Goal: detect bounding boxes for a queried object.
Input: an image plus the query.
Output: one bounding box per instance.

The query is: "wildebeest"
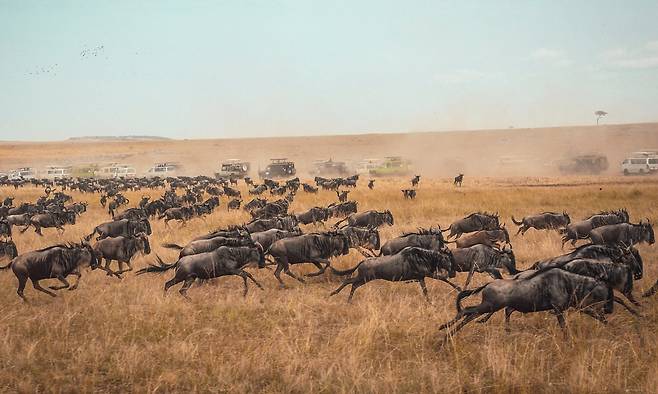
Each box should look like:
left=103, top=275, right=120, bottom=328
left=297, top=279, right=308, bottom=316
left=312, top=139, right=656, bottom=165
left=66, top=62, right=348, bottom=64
left=3, top=196, right=14, bottom=207
left=454, top=174, right=464, bottom=187
left=243, top=197, right=267, bottom=213
left=511, top=212, right=570, bottom=235
left=589, top=221, right=655, bottom=246
left=410, top=175, right=420, bottom=187
left=86, top=218, right=152, bottom=241
left=334, top=210, right=394, bottom=229
left=249, top=184, right=268, bottom=195
left=451, top=244, right=518, bottom=289
left=337, top=226, right=380, bottom=256
left=162, top=236, right=254, bottom=258
left=250, top=228, right=302, bottom=251
left=560, top=209, right=629, bottom=247
left=452, top=226, right=510, bottom=249
left=136, top=244, right=265, bottom=299
left=113, top=208, right=148, bottom=221
left=336, top=190, right=349, bottom=202
left=191, top=226, right=247, bottom=242
left=93, top=233, right=151, bottom=277
left=327, top=201, right=358, bottom=218
left=296, top=206, right=330, bottom=225
left=245, top=215, right=298, bottom=233
left=267, top=232, right=351, bottom=287
left=302, top=183, right=318, bottom=193
left=20, top=211, right=76, bottom=236
left=380, top=228, right=446, bottom=256
left=227, top=199, right=242, bottom=211
left=251, top=199, right=289, bottom=219
left=441, top=212, right=499, bottom=239
left=401, top=189, right=416, bottom=199
left=0, top=219, right=11, bottom=239
left=438, top=269, right=634, bottom=339
left=329, top=247, right=455, bottom=302
left=368, top=180, right=375, bottom=190
left=159, top=206, right=195, bottom=226
left=0, top=242, right=98, bottom=301
left=223, top=186, right=241, bottom=198
left=0, top=240, right=18, bottom=262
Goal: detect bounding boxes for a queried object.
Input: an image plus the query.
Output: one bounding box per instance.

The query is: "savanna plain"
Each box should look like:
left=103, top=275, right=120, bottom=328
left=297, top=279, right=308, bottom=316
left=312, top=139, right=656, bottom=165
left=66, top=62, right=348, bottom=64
left=0, top=176, right=657, bottom=393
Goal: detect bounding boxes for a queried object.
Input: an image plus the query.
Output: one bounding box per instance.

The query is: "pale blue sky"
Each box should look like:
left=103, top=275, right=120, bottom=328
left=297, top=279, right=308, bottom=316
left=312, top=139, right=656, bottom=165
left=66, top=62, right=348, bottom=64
left=1, top=0, right=658, bottom=141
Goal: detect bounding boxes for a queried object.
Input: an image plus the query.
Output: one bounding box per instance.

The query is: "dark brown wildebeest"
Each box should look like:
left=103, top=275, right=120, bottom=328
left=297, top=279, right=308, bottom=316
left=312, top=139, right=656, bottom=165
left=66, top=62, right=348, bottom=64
left=93, top=233, right=151, bottom=277
left=329, top=247, right=456, bottom=303
left=223, top=186, right=241, bottom=198
left=267, top=232, right=351, bottom=287
left=162, top=236, right=254, bottom=258
left=296, top=207, right=330, bottom=225
left=191, top=226, right=247, bottom=242
left=560, top=209, right=629, bottom=247
left=86, top=218, right=152, bottom=241
left=438, top=269, right=635, bottom=340
left=589, top=221, right=655, bottom=246
left=138, top=195, right=151, bottom=209
left=368, top=180, right=375, bottom=190
left=452, top=226, right=510, bottom=249
left=159, top=206, right=195, bottom=227
left=0, top=240, right=18, bottom=262
left=337, top=226, right=380, bottom=256
left=136, top=244, right=265, bottom=299
left=401, top=189, right=417, bottom=199
left=380, top=228, right=445, bottom=256
left=454, top=174, right=464, bottom=187
left=451, top=244, right=517, bottom=289
left=0, top=218, right=11, bottom=239
left=410, top=175, right=420, bottom=187
left=327, top=201, right=358, bottom=218
left=336, top=190, right=349, bottom=202
left=227, top=199, right=242, bottom=211
left=250, top=228, right=302, bottom=251
left=243, top=198, right=267, bottom=213
left=334, top=210, right=394, bottom=229
left=3, top=196, right=14, bottom=207
left=303, top=183, right=318, bottom=193
left=0, top=242, right=98, bottom=301
left=245, top=215, right=298, bottom=233
left=511, top=212, right=570, bottom=235
left=251, top=199, right=289, bottom=219
left=249, top=184, right=268, bottom=195
left=20, top=210, right=76, bottom=236
left=441, top=212, right=499, bottom=239
left=113, top=208, right=148, bottom=221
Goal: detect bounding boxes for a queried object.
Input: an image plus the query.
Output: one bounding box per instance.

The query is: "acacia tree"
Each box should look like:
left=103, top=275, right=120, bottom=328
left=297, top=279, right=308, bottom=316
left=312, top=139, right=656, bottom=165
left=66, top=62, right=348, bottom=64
left=595, top=110, right=608, bottom=125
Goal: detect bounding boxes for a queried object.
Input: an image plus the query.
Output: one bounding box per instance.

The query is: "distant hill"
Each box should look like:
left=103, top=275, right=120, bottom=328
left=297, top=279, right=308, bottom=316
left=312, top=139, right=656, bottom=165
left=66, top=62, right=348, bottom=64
left=67, top=136, right=171, bottom=141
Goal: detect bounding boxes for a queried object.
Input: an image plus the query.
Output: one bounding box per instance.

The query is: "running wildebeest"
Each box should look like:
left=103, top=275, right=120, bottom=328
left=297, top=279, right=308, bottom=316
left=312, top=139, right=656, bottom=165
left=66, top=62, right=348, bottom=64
left=227, top=199, right=242, bottom=211
left=0, top=219, right=11, bottom=239
left=401, top=189, right=417, bottom=199
left=451, top=226, right=510, bottom=249
left=245, top=215, right=298, bottom=233
left=302, top=183, right=318, bottom=193
left=411, top=175, right=420, bottom=187
left=0, top=240, right=18, bottom=262
left=438, top=269, right=638, bottom=340
left=250, top=228, right=302, bottom=251
left=337, top=226, right=380, bottom=256
left=93, top=233, right=151, bottom=277
left=267, top=232, right=351, bottom=287
left=113, top=208, right=148, bottom=221
left=191, top=226, right=247, bottom=241
left=334, top=210, right=394, bottom=229
left=86, top=218, right=152, bottom=241
left=0, top=242, right=99, bottom=301
left=329, top=247, right=456, bottom=303
left=243, top=198, right=267, bottom=213
left=327, top=201, right=358, bottom=218
left=454, top=174, right=464, bottom=187
left=560, top=209, right=629, bottom=247
left=159, top=206, right=195, bottom=227
left=3, top=196, right=14, bottom=207
left=336, top=190, right=349, bottom=202
left=511, top=212, right=570, bottom=235
left=441, top=212, right=499, bottom=239
left=588, top=221, right=655, bottom=246
left=20, top=210, right=76, bottom=236
left=162, top=236, right=254, bottom=258
left=136, top=244, right=265, bottom=299
left=451, top=244, right=518, bottom=289
left=380, top=228, right=446, bottom=256
left=368, top=180, right=375, bottom=190
left=296, top=206, right=330, bottom=225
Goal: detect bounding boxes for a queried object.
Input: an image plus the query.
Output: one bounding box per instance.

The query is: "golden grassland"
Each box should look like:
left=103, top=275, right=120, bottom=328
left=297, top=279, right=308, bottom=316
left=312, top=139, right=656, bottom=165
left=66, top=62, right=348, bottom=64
left=0, top=177, right=657, bottom=393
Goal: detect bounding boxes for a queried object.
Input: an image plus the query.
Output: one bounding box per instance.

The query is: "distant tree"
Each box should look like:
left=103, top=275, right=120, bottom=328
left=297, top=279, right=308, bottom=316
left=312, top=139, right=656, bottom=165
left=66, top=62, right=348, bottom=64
left=595, top=110, right=608, bottom=125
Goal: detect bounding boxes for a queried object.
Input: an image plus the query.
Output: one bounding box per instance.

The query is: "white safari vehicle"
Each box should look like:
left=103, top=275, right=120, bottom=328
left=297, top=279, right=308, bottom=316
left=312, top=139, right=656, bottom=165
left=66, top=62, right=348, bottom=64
left=621, top=151, right=658, bottom=175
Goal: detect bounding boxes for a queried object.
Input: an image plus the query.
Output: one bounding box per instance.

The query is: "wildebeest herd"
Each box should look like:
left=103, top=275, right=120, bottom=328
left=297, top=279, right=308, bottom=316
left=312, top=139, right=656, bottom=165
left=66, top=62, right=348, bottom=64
left=0, top=174, right=655, bottom=343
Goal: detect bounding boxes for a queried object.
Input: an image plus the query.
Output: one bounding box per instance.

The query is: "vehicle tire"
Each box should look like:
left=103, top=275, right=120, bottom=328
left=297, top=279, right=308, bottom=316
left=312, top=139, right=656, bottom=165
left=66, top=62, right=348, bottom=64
left=624, top=169, right=629, bottom=176
left=639, top=169, right=645, bottom=175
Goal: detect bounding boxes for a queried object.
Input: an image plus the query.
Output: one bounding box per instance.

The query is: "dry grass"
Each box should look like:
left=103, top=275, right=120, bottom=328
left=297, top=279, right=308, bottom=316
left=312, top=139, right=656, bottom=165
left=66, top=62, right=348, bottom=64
left=0, top=177, right=657, bottom=393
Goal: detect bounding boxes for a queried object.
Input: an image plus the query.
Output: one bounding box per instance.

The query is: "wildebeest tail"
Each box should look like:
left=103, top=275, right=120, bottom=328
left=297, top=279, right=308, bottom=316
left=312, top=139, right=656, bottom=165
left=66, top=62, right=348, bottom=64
left=135, top=255, right=178, bottom=275
left=330, top=261, right=364, bottom=276
left=511, top=216, right=524, bottom=226
left=84, top=229, right=96, bottom=241
left=161, top=243, right=184, bottom=250
left=456, top=284, right=487, bottom=313
left=440, top=226, right=451, bottom=233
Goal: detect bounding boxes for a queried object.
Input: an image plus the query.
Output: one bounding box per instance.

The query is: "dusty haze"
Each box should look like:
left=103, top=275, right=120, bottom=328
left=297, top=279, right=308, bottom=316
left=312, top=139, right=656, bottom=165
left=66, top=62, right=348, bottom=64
left=1, top=122, right=657, bottom=177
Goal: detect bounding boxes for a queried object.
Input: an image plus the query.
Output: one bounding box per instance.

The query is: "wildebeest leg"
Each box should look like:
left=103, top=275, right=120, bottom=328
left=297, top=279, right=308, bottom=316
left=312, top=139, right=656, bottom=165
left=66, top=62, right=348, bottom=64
left=164, top=276, right=184, bottom=294
left=49, top=275, right=70, bottom=290
left=116, top=260, right=133, bottom=275
left=436, top=278, right=462, bottom=292
left=622, top=291, right=641, bottom=307
left=613, top=296, right=640, bottom=316
left=642, top=279, right=658, bottom=297
left=273, top=261, right=287, bottom=288
left=16, top=274, right=28, bottom=301
left=463, top=264, right=477, bottom=290
left=504, top=308, right=514, bottom=333
left=579, top=309, right=607, bottom=325
left=241, top=270, right=263, bottom=291
left=418, top=278, right=431, bottom=303
left=34, top=225, right=43, bottom=236
left=69, top=271, right=82, bottom=290
left=346, top=280, right=364, bottom=303
left=443, top=313, right=481, bottom=341
left=329, top=278, right=355, bottom=297
left=306, top=259, right=330, bottom=277
left=476, top=312, right=495, bottom=324
left=486, top=268, right=503, bottom=280
left=32, top=279, right=56, bottom=297
left=179, top=277, right=196, bottom=300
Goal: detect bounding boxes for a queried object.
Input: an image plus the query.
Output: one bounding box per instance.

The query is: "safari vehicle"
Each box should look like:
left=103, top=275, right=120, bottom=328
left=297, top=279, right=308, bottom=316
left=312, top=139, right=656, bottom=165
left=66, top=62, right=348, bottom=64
left=368, top=156, right=412, bottom=177
left=147, top=162, right=180, bottom=177
left=44, top=165, right=73, bottom=179
left=621, top=152, right=658, bottom=175
left=557, top=154, right=608, bottom=175
left=96, top=163, right=137, bottom=178
left=309, top=159, right=350, bottom=177
left=355, top=158, right=382, bottom=175
left=258, top=158, right=296, bottom=179
left=9, top=167, right=36, bottom=180
left=215, top=159, right=251, bottom=178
